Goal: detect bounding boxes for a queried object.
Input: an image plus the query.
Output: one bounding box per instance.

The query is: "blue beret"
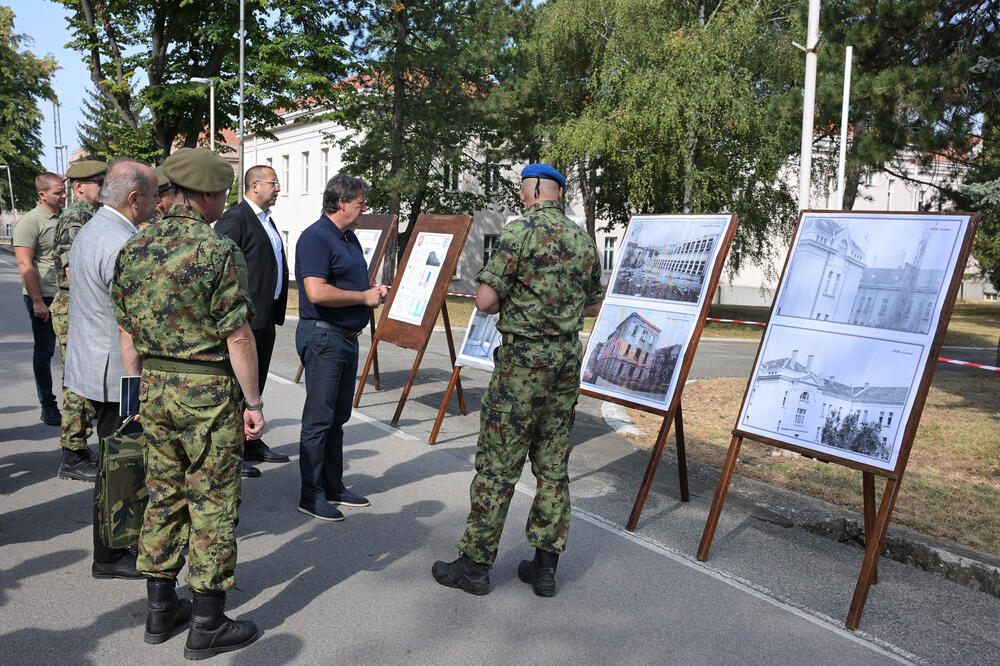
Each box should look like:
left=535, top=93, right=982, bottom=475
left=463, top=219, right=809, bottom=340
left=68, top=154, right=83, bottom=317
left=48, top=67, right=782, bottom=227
left=521, top=163, right=565, bottom=190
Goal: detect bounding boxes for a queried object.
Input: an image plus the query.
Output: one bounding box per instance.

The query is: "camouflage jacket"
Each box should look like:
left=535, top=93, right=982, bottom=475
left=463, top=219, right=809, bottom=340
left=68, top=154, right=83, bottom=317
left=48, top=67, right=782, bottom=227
left=112, top=204, right=255, bottom=361
left=54, top=197, right=99, bottom=291
left=477, top=200, right=603, bottom=367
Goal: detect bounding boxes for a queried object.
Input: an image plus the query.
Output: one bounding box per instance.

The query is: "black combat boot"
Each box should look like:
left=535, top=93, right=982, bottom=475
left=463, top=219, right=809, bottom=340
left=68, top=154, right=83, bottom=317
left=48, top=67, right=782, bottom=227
left=183, top=590, right=259, bottom=660
left=431, top=552, right=491, bottom=595
left=145, top=577, right=192, bottom=644
left=517, top=548, right=559, bottom=597
left=57, top=447, right=97, bottom=482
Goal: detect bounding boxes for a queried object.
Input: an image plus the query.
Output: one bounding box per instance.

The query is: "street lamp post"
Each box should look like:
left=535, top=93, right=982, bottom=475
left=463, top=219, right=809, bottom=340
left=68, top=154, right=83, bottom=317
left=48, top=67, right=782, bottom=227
left=0, top=164, right=16, bottom=236
left=190, top=77, right=216, bottom=152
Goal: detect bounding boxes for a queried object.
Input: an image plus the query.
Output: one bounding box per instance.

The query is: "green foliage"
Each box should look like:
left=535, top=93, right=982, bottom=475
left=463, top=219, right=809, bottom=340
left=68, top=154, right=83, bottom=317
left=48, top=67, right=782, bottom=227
left=328, top=0, right=527, bottom=279
left=821, top=411, right=887, bottom=459
left=77, top=90, right=158, bottom=162
left=0, top=5, right=56, bottom=208
left=54, top=0, right=351, bottom=162
left=500, top=0, right=801, bottom=270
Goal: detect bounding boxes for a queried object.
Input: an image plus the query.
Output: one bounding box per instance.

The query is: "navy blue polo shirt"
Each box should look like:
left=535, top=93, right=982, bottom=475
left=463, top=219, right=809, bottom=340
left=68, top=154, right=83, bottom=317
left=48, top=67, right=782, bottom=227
left=295, top=215, right=371, bottom=331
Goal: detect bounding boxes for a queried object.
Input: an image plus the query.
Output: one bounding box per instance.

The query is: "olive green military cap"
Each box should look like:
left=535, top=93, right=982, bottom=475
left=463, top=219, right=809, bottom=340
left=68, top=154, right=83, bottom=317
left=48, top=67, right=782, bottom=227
left=154, top=165, right=171, bottom=190
left=161, top=147, right=234, bottom=193
left=65, top=160, right=108, bottom=180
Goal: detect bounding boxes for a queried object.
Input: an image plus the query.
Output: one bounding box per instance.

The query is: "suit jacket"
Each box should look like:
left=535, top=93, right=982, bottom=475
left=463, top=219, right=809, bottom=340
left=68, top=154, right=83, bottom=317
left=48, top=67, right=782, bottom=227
left=65, top=205, right=137, bottom=402
left=216, top=200, right=289, bottom=330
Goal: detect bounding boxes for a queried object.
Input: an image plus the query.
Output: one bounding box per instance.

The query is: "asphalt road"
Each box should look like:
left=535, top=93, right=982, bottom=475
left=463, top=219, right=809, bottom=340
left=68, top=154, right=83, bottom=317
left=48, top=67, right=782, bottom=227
left=2, top=247, right=999, bottom=664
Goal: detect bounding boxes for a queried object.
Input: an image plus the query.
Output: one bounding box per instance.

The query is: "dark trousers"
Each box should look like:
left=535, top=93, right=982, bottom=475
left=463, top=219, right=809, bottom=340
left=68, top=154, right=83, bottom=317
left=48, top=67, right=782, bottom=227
left=90, top=400, right=127, bottom=562
left=23, top=295, right=56, bottom=407
left=295, top=321, right=357, bottom=504
left=251, top=321, right=276, bottom=396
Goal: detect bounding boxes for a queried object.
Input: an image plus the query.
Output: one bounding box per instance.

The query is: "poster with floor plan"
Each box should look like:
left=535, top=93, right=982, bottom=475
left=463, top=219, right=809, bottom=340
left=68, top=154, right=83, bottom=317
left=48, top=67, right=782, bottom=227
left=387, top=232, right=453, bottom=325
left=736, top=212, right=975, bottom=471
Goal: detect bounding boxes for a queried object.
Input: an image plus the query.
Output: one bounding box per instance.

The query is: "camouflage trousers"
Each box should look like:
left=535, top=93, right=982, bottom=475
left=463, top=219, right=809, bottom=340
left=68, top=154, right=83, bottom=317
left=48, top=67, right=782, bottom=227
left=457, top=345, right=581, bottom=566
left=137, top=366, right=243, bottom=592
left=51, top=290, right=94, bottom=453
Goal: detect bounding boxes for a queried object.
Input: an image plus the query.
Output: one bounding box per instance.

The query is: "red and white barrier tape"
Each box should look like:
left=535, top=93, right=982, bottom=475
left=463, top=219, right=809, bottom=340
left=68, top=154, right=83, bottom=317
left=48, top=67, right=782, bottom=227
left=375, top=288, right=998, bottom=372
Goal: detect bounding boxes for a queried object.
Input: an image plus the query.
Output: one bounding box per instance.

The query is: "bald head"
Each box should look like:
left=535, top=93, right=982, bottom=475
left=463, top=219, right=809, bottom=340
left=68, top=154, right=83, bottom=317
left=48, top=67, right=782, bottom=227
left=519, top=176, right=563, bottom=208
left=101, top=160, right=160, bottom=224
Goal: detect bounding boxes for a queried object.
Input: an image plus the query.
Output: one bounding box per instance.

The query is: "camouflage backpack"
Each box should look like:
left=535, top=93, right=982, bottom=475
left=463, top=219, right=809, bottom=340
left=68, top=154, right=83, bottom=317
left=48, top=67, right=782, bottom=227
left=96, top=416, right=148, bottom=549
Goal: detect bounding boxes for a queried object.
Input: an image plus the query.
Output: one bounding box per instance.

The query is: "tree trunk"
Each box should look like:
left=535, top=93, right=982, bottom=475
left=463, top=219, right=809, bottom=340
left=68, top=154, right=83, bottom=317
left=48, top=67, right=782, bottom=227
left=682, top=130, right=698, bottom=213
left=842, top=118, right=867, bottom=210
left=577, top=155, right=598, bottom=242
left=381, top=3, right=409, bottom=287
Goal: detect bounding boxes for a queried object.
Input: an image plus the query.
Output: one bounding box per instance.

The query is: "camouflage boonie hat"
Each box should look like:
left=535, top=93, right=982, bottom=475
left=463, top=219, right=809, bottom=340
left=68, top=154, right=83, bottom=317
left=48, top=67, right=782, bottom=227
left=161, top=147, right=234, bottom=193
left=65, top=160, right=108, bottom=180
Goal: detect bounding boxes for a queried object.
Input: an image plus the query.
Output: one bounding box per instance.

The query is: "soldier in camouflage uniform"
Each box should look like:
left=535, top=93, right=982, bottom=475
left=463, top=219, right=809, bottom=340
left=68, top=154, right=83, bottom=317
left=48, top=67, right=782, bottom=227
left=51, top=160, right=106, bottom=482
left=433, top=164, right=603, bottom=597
left=113, top=148, right=263, bottom=659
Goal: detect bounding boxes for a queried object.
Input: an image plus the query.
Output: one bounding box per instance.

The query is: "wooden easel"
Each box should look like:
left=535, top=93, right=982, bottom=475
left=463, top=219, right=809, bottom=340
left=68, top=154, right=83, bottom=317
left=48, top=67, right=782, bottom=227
left=696, top=210, right=979, bottom=629
left=428, top=363, right=468, bottom=444
left=581, top=212, right=739, bottom=528
left=354, top=214, right=473, bottom=426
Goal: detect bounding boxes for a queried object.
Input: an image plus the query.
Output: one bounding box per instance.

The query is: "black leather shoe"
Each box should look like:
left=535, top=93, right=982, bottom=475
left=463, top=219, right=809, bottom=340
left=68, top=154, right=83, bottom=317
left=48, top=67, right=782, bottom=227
left=184, top=590, right=259, bottom=660
left=145, top=577, right=192, bottom=644
left=241, top=463, right=261, bottom=479
left=243, top=439, right=290, bottom=463
left=517, top=548, right=559, bottom=597
left=325, top=488, right=370, bottom=507
left=41, top=404, right=61, bottom=426
left=92, top=551, right=144, bottom=580
left=57, top=448, right=97, bottom=482
left=432, top=553, right=491, bottom=595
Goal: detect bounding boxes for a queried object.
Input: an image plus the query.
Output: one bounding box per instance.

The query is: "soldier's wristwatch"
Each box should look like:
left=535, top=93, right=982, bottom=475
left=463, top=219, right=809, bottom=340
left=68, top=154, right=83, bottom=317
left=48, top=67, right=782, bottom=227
left=245, top=400, right=264, bottom=411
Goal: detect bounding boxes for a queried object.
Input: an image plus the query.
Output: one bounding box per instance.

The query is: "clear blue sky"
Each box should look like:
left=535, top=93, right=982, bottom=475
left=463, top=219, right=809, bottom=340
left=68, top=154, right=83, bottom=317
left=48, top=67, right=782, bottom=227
left=7, top=0, right=89, bottom=173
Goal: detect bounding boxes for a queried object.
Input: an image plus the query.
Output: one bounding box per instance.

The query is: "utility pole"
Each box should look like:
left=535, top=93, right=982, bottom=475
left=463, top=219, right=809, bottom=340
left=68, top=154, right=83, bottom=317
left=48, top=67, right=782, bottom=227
left=835, top=46, right=853, bottom=210
left=238, top=0, right=245, bottom=193
left=53, top=98, right=66, bottom=175
left=796, top=0, right=821, bottom=211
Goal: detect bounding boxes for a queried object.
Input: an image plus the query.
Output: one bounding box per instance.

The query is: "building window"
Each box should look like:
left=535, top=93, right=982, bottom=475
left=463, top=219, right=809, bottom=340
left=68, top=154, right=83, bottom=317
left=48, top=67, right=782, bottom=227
left=265, top=157, right=273, bottom=168
left=443, top=163, right=459, bottom=190
left=782, top=391, right=788, bottom=406
left=483, top=234, right=499, bottom=267
left=794, top=408, right=806, bottom=425
left=483, top=164, right=501, bottom=192
left=301, top=152, right=310, bottom=193
left=864, top=169, right=874, bottom=186
left=321, top=148, right=330, bottom=184
left=799, top=391, right=809, bottom=401
left=887, top=411, right=893, bottom=426
left=879, top=297, right=889, bottom=315
left=281, top=155, right=290, bottom=193
left=985, top=292, right=997, bottom=302
left=604, top=237, right=616, bottom=271
left=879, top=411, right=885, bottom=426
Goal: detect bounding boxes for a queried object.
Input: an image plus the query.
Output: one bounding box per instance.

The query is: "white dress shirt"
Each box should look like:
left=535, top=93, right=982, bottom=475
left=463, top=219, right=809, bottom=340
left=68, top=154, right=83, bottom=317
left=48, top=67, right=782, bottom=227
left=246, top=199, right=284, bottom=299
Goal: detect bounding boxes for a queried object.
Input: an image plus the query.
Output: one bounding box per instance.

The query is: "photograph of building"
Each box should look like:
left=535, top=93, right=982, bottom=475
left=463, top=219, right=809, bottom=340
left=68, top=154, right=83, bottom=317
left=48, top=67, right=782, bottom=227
left=739, top=326, right=921, bottom=466
left=457, top=310, right=502, bottom=370
left=774, top=214, right=964, bottom=334
left=610, top=217, right=727, bottom=304
left=582, top=307, right=689, bottom=405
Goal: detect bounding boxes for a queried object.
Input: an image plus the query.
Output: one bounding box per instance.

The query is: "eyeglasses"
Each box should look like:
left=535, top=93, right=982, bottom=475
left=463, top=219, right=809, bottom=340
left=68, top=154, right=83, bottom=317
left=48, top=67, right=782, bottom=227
left=255, top=179, right=281, bottom=187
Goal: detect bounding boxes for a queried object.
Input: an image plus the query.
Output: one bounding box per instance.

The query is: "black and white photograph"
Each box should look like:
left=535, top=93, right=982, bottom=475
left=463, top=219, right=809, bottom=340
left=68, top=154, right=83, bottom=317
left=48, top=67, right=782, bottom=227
left=738, top=325, right=924, bottom=469
left=774, top=213, right=969, bottom=335
left=581, top=304, right=694, bottom=409
left=456, top=310, right=502, bottom=372
left=609, top=215, right=730, bottom=305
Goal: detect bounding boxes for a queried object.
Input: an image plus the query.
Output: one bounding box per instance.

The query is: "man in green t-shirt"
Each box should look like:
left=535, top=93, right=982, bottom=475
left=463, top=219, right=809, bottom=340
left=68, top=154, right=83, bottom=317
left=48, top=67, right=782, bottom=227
left=13, top=172, right=67, bottom=426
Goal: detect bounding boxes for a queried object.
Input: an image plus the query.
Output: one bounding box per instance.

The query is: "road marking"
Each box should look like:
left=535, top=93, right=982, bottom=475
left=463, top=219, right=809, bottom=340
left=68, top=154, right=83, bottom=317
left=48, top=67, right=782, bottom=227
left=351, top=410, right=419, bottom=440
left=267, top=371, right=295, bottom=385
left=526, top=493, right=921, bottom=665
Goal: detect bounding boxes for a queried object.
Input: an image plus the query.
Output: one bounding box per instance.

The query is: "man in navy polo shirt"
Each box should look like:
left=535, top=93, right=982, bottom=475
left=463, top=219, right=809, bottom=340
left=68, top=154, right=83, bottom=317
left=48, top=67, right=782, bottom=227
left=295, top=174, right=387, bottom=521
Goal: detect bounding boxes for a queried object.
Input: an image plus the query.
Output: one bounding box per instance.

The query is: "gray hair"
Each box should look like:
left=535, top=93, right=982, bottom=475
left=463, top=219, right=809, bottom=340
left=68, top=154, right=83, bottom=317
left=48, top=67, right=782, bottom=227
left=322, top=174, right=369, bottom=214
left=101, top=160, right=154, bottom=208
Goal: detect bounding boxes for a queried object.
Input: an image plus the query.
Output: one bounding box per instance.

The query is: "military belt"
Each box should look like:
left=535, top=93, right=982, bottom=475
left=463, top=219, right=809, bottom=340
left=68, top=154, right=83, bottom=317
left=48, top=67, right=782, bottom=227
left=501, top=332, right=578, bottom=345
left=306, top=319, right=363, bottom=339
left=144, top=357, right=232, bottom=376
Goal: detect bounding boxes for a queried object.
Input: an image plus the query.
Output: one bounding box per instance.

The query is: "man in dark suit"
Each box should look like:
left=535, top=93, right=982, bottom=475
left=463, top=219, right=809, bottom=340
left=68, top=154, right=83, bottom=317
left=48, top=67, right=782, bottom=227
left=216, top=165, right=291, bottom=476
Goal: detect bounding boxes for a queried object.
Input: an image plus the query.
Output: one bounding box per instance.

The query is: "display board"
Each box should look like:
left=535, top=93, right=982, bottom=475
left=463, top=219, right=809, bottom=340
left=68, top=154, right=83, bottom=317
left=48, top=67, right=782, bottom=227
left=355, top=214, right=396, bottom=282
left=355, top=214, right=473, bottom=427
left=698, top=210, right=979, bottom=629
left=577, top=213, right=739, bottom=519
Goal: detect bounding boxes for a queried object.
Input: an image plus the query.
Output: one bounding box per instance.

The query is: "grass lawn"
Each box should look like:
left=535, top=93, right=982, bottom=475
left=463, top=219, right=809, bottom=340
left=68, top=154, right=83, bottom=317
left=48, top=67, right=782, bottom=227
left=625, top=372, right=1000, bottom=556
